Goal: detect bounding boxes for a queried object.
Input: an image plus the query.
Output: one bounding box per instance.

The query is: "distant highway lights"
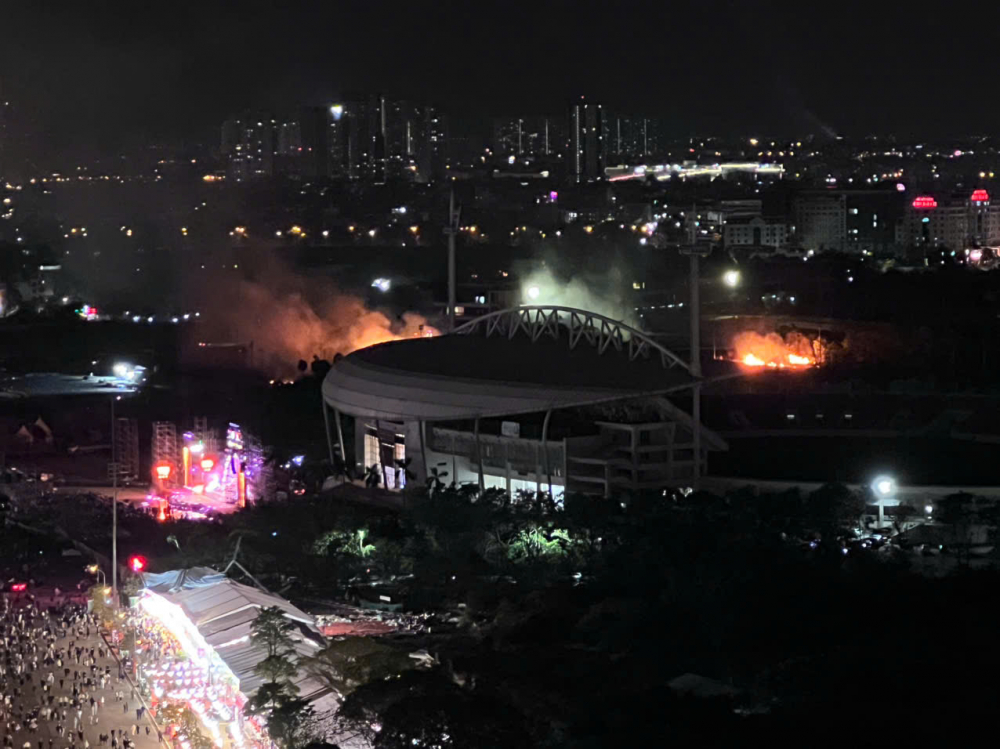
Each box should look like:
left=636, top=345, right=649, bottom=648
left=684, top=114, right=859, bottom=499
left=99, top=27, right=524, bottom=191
left=722, top=269, right=741, bottom=288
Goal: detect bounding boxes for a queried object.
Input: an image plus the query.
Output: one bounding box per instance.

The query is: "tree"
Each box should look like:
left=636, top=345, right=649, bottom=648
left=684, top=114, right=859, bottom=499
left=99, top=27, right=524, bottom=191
left=251, top=606, right=297, bottom=659
left=425, top=466, right=449, bottom=494
left=250, top=606, right=299, bottom=682
left=245, top=683, right=315, bottom=749
left=245, top=607, right=316, bottom=749
left=935, top=492, right=978, bottom=564
left=338, top=671, right=532, bottom=749
left=807, top=483, right=865, bottom=538
left=364, top=464, right=382, bottom=489
left=310, top=356, right=331, bottom=378
left=313, top=529, right=376, bottom=559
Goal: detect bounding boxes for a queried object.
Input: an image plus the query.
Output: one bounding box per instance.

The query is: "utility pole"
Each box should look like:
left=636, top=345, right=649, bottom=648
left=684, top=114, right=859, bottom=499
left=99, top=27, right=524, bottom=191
left=680, top=204, right=709, bottom=491
left=445, top=188, right=460, bottom=330
left=111, top=395, right=118, bottom=604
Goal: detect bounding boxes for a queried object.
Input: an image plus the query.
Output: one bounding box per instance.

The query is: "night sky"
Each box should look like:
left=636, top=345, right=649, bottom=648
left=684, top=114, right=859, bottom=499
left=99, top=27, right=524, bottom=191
left=2, top=0, right=999, bottom=163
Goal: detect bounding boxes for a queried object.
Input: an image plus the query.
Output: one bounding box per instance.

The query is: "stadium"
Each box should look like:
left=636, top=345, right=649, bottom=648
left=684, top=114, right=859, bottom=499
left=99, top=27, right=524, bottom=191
left=321, top=306, right=729, bottom=497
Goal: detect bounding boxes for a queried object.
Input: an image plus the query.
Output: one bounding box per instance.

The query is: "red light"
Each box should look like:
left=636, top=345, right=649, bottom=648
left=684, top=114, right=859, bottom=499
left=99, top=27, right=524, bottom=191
left=11, top=583, right=26, bottom=592
left=155, top=463, right=171, bottom=480
left=912, top=196, right=938, bottom=209
left=200, top=458, right=214, bottom=471
left=130, top=556, right=146, bottom=572
left=972, top=189, right=990, bottom=202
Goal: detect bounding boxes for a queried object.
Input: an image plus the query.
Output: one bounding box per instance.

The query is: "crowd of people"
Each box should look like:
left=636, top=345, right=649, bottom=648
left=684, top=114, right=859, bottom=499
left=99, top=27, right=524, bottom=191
left=0, top=597, right=161, bottom=749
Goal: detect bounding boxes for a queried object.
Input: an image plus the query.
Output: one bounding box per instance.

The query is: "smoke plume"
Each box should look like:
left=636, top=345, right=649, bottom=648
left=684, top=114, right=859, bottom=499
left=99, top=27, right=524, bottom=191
left=517, top=264, right=639, bottom=326
left=190, top=258, right=433, bottom=376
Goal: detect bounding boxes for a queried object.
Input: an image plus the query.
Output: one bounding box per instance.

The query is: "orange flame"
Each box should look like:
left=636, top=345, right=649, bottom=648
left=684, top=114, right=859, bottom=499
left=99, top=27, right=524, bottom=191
left=732, top=332, right=815, bottom=370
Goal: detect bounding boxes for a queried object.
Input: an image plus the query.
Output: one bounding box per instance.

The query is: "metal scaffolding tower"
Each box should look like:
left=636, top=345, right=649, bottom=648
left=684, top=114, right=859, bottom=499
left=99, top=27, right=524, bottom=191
left=109, top=417, right=139, bottom=482
left=152, top=421, right=179, bottom=470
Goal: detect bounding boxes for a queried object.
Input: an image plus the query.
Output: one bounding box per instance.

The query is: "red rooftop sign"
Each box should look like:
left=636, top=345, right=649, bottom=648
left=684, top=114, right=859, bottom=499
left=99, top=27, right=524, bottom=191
left=971, top=189, right=990, bottom=202
left=912, top=196, right=938, bottom=209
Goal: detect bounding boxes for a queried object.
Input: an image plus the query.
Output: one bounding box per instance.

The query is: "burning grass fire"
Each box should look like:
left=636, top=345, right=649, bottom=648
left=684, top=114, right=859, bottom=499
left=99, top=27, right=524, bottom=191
left=724, top=331, right=820, bottom=370
left=740, top=351, right=814, bottom=368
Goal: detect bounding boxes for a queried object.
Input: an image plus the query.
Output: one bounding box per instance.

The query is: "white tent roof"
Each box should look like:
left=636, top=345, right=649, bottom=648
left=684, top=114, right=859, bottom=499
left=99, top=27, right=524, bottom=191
left=161, top=577, right=315, bottom=627
left=143, top=569, right=333, bottom=704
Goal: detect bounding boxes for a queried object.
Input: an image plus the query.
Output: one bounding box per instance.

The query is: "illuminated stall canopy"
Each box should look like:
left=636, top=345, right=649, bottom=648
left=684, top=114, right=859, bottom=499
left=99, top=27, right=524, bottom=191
left=140, top=567, right=335, bottom=707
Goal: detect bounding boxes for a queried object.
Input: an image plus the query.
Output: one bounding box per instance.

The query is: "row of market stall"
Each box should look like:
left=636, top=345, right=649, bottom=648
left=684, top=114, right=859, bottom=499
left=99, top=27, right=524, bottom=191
left=131, top=567, right=338, bottom=749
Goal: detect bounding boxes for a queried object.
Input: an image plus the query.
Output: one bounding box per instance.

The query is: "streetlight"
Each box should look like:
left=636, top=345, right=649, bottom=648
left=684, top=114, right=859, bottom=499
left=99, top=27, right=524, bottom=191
left=871, top=474, right=898, bottom=528
left=526, top=285, right=540, bottom=301
left=86, top=564, right=106, bottom=587
left=723, top=269, right=741, bottom=288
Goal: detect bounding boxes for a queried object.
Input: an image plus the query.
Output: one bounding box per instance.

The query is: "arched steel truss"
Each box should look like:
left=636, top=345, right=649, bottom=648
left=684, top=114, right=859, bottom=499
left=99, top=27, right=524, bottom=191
left=452, top=305, right=692, bottom=372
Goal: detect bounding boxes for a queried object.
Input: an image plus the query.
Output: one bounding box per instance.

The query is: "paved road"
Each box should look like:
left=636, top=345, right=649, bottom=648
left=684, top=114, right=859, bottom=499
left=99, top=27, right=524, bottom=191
left=2, top=599, right=162, bottom=749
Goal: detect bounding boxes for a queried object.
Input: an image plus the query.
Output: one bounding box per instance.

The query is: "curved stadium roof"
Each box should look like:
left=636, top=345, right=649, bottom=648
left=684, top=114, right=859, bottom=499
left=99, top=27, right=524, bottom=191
left=322, top=325, right=697, bottom=422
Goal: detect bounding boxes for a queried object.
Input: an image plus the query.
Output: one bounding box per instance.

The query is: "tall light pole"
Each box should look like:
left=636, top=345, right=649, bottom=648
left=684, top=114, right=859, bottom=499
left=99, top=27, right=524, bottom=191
left=111, top=395, right=118, bottom=604
left=680, top=206, right=709, bottom=490
left=871, top=475, right=897, bottom=529
left=445, top=188, right=460, bottom=330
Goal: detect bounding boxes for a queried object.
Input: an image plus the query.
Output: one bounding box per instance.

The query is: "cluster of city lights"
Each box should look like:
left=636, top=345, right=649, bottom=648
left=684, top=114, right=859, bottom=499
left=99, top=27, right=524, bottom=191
left=127, top=311, right=200, bottom=324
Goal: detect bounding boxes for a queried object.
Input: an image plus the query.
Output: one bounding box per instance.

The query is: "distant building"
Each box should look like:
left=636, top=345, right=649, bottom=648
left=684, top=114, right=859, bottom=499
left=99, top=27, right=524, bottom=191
left=221, top=114, right=275, bottom=181
left=493, top=117, right=522, bottom=156
left=793, top=193, right=846, bottom=252
left=843, top=190, right=905, bottom=254
left=786, top=189, right=905, bottom=255
left=339, top=92, right=385, bottom=182
left=223, top=98, right=445, bottom=184
left=570, top=98, right=605, bottom=183
left=296, top=106, right=330, bottom=179
left=328, top=104, right=346, bottom=177
left=275, top=119, right=301, bottom=156
left=707, top=199, right=763, bottom=226
left=416, top=105, right=449, bottom=183
left=493, top=116, right=563, bottom=158
left=382, top=97, right=414, bottom=180
left=898, top=189, right=1000, bottom=250
left=333, top=94, right=446, bottom=183
left=606, top=115, right=660, bottom=161
left=724, top=217, right=788, bottom=250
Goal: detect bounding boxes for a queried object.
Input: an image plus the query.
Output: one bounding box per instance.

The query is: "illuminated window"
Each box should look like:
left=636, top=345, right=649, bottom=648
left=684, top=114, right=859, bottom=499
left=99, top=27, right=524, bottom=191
left=364, top=430, right=379, bottom=470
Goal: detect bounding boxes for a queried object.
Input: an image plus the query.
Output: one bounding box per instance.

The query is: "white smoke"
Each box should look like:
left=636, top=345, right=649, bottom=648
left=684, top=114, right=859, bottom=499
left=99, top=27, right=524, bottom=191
left=518, top=265, right=639, bottom=327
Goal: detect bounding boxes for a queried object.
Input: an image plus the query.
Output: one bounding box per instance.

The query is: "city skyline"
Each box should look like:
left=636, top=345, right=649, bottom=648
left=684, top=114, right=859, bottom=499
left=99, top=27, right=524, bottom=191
left=7, top=1, right=1000, bottom=167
